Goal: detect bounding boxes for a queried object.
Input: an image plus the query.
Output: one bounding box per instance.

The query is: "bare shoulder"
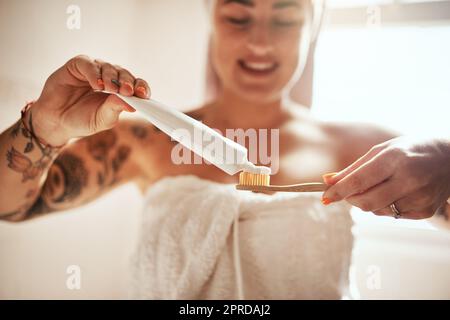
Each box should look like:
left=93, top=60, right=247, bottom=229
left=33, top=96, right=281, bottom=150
left=323, top=121, right=398, bottom=146
left=284, top=102, right=399, bottom=165
left=282, top=101, right=399, bottom=149
left=322, top=120, right=399, bottom=164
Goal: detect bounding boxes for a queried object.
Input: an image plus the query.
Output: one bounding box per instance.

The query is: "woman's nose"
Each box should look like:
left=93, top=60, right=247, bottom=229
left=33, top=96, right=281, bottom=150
left=246, top=25, right=274, bottom=56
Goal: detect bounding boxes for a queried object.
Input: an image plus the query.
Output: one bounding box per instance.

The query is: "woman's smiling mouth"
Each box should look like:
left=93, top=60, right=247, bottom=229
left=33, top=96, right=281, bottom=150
left=238, top=59, right=279, bottom=76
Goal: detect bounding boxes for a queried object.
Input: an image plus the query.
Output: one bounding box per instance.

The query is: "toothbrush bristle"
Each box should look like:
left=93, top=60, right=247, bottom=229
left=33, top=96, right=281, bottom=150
left=239, top=172, right=270, bottom=186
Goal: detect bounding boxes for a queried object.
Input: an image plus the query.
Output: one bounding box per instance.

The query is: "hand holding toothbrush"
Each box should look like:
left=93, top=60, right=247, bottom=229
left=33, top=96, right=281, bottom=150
left=322, top=136, right=450, bottom=220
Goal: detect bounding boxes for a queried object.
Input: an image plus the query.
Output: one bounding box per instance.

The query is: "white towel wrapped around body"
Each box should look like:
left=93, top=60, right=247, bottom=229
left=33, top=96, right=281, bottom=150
left=131, top=175, right=353, bottom=299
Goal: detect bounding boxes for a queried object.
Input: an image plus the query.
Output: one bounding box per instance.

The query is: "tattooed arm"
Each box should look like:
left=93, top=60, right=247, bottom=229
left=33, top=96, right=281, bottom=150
left=0, top=55, right=155, bottom=222
left=0, top=119, right=147, bottom=222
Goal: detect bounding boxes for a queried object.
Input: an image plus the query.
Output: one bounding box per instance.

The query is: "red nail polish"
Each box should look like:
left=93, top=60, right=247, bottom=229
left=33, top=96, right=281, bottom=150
left=124, top=82, right=133, bottom=92
left=136, top=86, right=146, bottom=97
left=124, top=104, right=136, bottom=113
left=322, top=172, right=339, bottom=185
left=321, top=197, right=333, bottom=206
left=97, top=79, right=105, bottom=89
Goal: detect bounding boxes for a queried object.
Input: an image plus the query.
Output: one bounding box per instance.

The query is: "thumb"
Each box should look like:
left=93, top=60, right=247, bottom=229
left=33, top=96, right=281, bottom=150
left=322, top=172, right=339, bottom=185
left=93, top=94, right=135, bottom=131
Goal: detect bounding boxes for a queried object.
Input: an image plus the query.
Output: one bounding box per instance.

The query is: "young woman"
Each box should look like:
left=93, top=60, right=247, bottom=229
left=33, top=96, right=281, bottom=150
left=0, top=0, right=449, bottom=224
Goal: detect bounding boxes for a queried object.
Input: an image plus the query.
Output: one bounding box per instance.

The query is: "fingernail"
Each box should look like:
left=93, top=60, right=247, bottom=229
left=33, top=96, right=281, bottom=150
left=97, top=78, right=104, bottom=88
left=322, top=172, right=339, bottom=185
left=123, top=104, right=136, bottom=113
left=321, top=197, right=333, bottom=206
left=124, top=82, right=134, bottom=92
left=136, top=86, right=147, bottom=97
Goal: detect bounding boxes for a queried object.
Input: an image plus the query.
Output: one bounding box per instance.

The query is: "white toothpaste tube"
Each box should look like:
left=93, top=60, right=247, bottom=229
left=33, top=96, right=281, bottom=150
left=114, top=94, right=271, bottom=176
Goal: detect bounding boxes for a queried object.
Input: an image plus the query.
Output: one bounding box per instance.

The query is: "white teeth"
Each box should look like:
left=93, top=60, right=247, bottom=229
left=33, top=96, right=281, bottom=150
left=243, top=61, right=276, bottom=71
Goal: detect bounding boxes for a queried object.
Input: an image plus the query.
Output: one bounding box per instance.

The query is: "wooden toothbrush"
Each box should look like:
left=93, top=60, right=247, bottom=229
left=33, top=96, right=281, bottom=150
left=236, top=171, right=328, bottom=193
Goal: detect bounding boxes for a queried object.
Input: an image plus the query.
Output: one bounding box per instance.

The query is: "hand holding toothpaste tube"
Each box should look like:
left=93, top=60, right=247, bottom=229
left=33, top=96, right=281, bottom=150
left=26, top=55, right=150, bottom=147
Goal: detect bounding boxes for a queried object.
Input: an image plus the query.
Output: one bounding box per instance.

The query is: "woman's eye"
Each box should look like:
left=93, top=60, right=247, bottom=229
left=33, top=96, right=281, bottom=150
left=273, top=20, right=300, bottom=27
left=227, top=17, right=251, bottom=26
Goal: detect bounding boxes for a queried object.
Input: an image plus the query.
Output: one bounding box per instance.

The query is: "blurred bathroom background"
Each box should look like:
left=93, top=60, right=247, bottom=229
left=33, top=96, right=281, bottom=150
left=0, top=0, right=449, bottom=299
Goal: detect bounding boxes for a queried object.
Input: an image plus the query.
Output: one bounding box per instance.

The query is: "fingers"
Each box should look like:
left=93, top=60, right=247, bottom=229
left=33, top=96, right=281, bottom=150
left=373, top=207, right=435, bottom=220
left=372, top=189, right=437, bottom=219
left=94, top=94, right=132, bottom=131
left=66, top=55, right=103, bottom=90
left=322, top=152, right=394, bottom=203
left=324, top=144, right=386, bottom=185
left=134, top=78, right=151, bottom=99
left=94, top=58, right=150, bottom=99
left=344, top=176, right=411, bottom=213
left=97, top=61, right=120, bottom=93
left=66, top=56, right=151, bottom=97
left=117, top=67, right=135, bottom=96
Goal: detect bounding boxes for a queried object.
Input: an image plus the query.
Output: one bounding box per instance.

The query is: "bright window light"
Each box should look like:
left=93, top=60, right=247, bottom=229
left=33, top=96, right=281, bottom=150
left=312, top=24, right=450, bottom=229
left=312, top=26, right=450, bottom=137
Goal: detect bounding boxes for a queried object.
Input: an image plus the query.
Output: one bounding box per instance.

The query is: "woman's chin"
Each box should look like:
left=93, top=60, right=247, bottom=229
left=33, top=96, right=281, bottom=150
left=233, top=86, right=282, bottom=104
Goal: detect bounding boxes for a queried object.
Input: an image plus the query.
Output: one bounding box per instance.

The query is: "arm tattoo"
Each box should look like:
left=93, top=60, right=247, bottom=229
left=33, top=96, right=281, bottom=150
left=49, top=153, right=88, bottom=203
left=88, top=130, right=116, bottom=186
left=24, top=194, right=52, bottom=220
left=24, top=144, right=129, bottom=219
left=110, top=145, right=131, bottom=185
left=131, top=125, right=148, bottom=140
left=2, top=125, right=132, bottom=220
left=6, top=117, right=58, bottom=182
left=19, top=152, right=88, bottom=219
left=87, top=130, right=131, bottom=188
left=1, top=209, right=22, bottom=220
left=1, top=189, right=49, bottom=221
left=130, top=123, right=163, bottom=138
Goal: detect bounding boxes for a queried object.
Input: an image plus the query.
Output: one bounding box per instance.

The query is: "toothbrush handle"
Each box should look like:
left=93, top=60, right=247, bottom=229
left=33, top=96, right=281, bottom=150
left=236, top=183, right=328, bottom=193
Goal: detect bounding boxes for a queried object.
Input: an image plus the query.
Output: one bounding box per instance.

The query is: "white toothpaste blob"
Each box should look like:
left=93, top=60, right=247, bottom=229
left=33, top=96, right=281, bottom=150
left=241, top=162, right=272, bottom=175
